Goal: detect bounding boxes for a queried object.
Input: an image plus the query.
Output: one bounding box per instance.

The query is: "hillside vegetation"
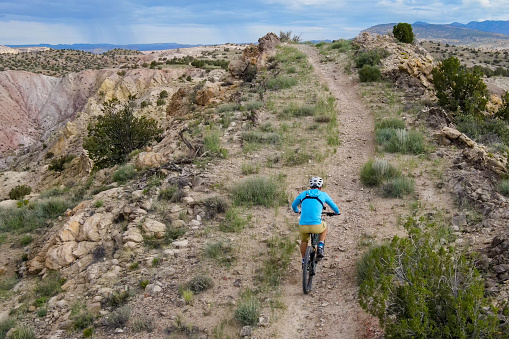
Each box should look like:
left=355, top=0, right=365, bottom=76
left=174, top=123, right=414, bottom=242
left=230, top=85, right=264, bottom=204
left=0, top=31, right=508, bottom=338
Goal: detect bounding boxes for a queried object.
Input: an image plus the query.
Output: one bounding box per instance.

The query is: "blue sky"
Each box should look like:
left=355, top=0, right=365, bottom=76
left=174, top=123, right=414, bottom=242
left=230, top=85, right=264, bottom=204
left=0, top=0, right=508, bottom=45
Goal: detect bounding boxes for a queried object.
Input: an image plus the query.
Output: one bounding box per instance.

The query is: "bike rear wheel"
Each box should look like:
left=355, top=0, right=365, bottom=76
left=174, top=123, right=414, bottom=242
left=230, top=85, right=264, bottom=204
left=302, top=246, right=315, bottom=294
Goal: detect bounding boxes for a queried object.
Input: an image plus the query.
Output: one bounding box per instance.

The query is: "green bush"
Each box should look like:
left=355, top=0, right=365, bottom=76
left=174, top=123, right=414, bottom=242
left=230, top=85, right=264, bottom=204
left=83, top=98, right=162, bottom=170
left=235, top=290, right=260, bottom=326
left=112, top=164, right=136, bottom=183
left=71, top=303, right=95, bottom=330
left=183, top=275, right=213, bottom=293
left=376, top=118, right=406, bottom=130
left=219, top=208, right=248, bottom=232
left=245, top=100, right=263, bottom=111
left=35, top=271, right=63, bottom=298
left=357, top=217, right=500, bottom=338
left=203, top=127, right=227, bottom=157
left=260, top=236, right=295, bottom=288
left=9, top=325, right=35, bottom=339
left=202, top=196, right=229, bottom=219
left=355, top=49, right=389, bottom=68
left=0, top=318, right=15, bottom=339
left=496, top=92, right=509, bottom=122
left=240, top=131, right=281, bottom=145
left=455, top=113, right=509, bottom=147
left=280, top=103, right=315, bottom=118
left=241, top=163, right=260, bottom=175
left=360, top=159, right=401, bottom=187
left=432, top=57, right=488, bottom=115
left=498, top=179, right=509, bottom=196
left=380, top=177, right=415, bottom=198
left=376, top=129, right=426, bottom=154
left=330, top=39, right=351, bottom=52
left=159, top=90, right=169, bottom=99
left=0, top=198, right=71, bottom=233
left=204, top=240, right=234, bottom=266
left=266, top=75, right=297, bottom=90
left=217, top=102, right=240, bottom=113
left=232, top=177, right=287, bottom=207
left=158, top=185, right=178, bottom=201
left=393, top=22, right=414, bottom=43
left=358, top=65, right=381, bottom=82
left=48, top=154, right=76, bottom=172
left=132, top=314, right=155, bottom=332
left=105, top=306, right=131, bottom=328
left=8, top=185, right=32, bottom=200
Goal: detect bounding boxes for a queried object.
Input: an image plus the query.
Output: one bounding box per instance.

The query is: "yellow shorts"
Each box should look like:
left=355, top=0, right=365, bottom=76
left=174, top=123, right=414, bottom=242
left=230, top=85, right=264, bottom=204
left=299, top=222, right=327, bottom=242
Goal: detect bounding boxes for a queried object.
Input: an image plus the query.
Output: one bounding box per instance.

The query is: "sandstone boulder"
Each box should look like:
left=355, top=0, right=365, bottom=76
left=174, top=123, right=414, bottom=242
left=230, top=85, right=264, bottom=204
left=133, top=151, right=166, bottom=169
left=143, top=218, right=167, bottom=238
left=229, top=33, right=280, bottom=78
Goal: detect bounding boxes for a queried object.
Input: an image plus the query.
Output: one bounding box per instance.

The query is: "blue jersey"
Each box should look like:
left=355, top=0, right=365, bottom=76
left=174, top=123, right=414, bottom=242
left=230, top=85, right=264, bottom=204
left=291, top=189, right=340, bottom=225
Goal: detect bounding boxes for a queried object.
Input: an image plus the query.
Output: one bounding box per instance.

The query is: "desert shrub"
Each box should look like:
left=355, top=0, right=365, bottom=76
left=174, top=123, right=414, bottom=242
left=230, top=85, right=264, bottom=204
left=203, top=127, right=227, bottom=157
left=376, top=118, right=406, bottom=130
left=393, top=22, right=414, bottom=43
left=158, top=185, right=178, bottom=201
left=455, top=114, right=509, bottom=146
left=40, top=186, right=69, bottom=198
left=202, top=196, right=229, bottom=219
left=234, top=289, right=260, bottom=326
left=241, top=163, right=260, bottom=175
left=432, top=57, right=488, bottom=115
left=144, top=224, right=186, bottom=249
left=132, top=314, right=155, bottom=332
left=232, top=177, right=287, bottom=207
left=102, top=290, right=130, bottom=309
left=19, top=234, right=33, bottom=246
left=280, top=103, right=315, bottom=118
left=377, top=129, right=426, bottom=154
left=183, top=275, right=213, bottom=294
left=159, top=90, right=168, bottom=99
left=112, top=164, right=136, bottom=183
left=357, top=217, right=500, bottom=338
left=498, top=179, right=509, bottom=196
left=182, top=289, right=194, bottom=304
left=217, top=102, right=240, bottom=113
left=330, top=39, right=351, bottom=52
left=140, top=100, right=149, bottom=108
left=240, top=131, right=281, bottom=145
left=380, top=177, right=415, bottom=198
left=105, top=305, right=131, bottom=328
left=284, top=151, right=312, bottom=166
left=48, top=154, right=76, bottom=172
left=360, top=159, right=401, bottom=187
left=71, top=302, right=95, bottom=330
left=35, top=271, right=63, bottom=298
left=260, top=235, right=295, bottom=288
left=83, top=98, right=162, bottom=170
left=204, top=240, right=234, bottom=266
left=8, top=185, right=32, bottom=200
left=0, top=275, right=18, bottom=294
left=355, top=49, right=389, bottom=68
left=9, top=325, right=35, bottom=339
left=0, top=198, right=71, bottom=233
left=358, top=65, right=381, bottom=82
left=156, top=98, right=165, bottom=106
left=245, top=100, right=263, bottom=111
left=219, top=208, right=248, bottom=232
left=0, top=318, right=16, bottom=339
left=266, top=75, right=297, bottom=90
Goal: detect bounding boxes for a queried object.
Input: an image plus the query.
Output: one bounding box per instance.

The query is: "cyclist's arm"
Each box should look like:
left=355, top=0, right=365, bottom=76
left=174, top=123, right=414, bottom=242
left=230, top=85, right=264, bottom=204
left=291, top=192, right=305, bottom=213
left=323, top=193, right=340, bottom=214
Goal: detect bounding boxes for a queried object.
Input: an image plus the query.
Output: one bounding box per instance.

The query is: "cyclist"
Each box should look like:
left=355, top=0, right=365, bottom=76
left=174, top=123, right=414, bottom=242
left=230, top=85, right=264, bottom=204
left=291, top=176, right=340, bottom=264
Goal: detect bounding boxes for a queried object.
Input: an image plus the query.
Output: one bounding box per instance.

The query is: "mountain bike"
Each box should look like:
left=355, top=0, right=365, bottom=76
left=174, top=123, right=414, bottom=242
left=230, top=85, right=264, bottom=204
left=302, top=212, right=338, bottom=294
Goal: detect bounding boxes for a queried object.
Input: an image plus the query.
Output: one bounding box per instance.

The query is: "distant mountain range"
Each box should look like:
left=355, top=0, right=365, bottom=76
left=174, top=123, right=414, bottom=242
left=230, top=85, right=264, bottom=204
left=363, top=20, right=509, bottom=48
left=4, top=43, right=203, bottom=54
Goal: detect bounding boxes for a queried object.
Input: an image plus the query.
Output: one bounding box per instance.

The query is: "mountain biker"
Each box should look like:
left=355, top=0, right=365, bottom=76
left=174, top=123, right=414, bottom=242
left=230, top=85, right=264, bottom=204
left=291, top=176, right=340, bottom=264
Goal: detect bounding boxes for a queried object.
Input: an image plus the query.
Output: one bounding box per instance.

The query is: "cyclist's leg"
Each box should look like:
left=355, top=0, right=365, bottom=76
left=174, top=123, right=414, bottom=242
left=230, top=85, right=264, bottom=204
left=319, top=222, right=328, bottom=242
left=298, top=226, right=311, bottom=258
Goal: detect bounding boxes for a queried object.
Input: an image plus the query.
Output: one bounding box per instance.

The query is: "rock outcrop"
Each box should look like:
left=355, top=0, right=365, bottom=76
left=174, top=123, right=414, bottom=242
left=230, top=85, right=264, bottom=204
left=353, top=32, right=435, bottom=91
left=229, top=32, right=280, bottom=78
left=436, top=126, right=507, bottom=175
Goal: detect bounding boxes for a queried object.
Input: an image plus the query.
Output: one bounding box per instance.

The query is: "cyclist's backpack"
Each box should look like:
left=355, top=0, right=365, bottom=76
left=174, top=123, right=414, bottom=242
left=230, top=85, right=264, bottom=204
left=301, top=191, right=325, bottom=210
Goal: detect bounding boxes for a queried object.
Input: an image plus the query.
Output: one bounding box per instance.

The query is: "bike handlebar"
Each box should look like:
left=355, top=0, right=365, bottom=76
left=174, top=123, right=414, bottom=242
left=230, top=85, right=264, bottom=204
left=322, top=212, right=340, bottom=216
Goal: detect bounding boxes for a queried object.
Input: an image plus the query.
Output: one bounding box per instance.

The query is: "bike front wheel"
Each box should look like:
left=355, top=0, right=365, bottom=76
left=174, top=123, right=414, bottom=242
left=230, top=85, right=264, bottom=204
left=302, top=246, right=315, bottom=294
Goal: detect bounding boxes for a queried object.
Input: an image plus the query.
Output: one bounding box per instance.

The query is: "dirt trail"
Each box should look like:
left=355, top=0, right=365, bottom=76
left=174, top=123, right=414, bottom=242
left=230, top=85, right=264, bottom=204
left=271, top=44, right=392, bottom=339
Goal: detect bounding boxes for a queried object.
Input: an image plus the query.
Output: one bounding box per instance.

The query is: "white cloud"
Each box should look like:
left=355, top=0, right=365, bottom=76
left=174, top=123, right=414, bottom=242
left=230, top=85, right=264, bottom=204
left=0, top=20, right=84, bottom=44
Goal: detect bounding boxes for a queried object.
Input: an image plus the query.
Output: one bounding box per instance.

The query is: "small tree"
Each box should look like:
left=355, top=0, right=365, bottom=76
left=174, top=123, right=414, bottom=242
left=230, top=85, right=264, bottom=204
left=9, top=185, right=32, bottom=200
left=496, top=91, right=509, bottom=122
left=432, top=57, right=488, bottom=115
left=83, top=98, right=162, bottom=170
left=393, top=23, right=414, bottom=43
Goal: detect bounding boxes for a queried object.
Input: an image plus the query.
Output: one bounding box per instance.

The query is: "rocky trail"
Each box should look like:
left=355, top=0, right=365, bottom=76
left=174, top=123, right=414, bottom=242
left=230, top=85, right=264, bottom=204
left=267, top=45, right=390, bottom=339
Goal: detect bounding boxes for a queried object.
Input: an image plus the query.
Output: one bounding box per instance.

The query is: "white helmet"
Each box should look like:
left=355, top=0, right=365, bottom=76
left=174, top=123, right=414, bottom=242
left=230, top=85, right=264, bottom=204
left=309, top=176, right=323, bottom=188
